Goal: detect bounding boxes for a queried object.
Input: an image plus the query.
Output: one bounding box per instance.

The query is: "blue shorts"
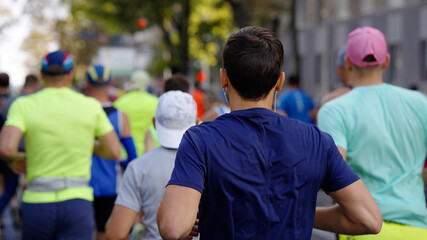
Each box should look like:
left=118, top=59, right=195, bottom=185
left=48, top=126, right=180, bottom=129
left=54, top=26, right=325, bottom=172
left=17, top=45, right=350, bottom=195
left=21, top=199, right=94, bottom=240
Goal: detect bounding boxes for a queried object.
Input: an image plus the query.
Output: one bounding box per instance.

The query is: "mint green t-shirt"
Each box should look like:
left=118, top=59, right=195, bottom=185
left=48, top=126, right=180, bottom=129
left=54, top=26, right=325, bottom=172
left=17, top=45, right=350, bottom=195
left=318, top=83, right=427, bottom=229
left=5, top=87, right=113, bottom=203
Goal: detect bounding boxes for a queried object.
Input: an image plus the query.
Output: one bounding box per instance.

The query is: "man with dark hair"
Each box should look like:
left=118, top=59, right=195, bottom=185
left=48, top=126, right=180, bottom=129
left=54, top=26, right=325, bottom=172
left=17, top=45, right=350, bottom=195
left=319, top=26, right=427, bottom=239
left=277, top=75, right=315, bottom=123
left=0, top=73, right=10, bottom=109
left=157, top=26, right=382, bottom=239
left=0, top=50, right=122, bottom=239
left=164, top=74, right=190, bottom=93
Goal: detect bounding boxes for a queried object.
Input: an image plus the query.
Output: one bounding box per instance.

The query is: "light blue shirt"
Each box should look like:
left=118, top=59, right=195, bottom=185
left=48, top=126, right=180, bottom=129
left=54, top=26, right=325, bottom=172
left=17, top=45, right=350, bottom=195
left=318, top=83, right=427, bottom=229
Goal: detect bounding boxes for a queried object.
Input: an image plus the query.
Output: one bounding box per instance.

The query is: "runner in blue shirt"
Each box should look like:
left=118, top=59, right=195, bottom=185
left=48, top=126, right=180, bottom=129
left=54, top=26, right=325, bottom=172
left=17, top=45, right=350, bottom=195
left=278, top=75, right=315, bottom=123
left=157, top=26, right=382, bottom=240
left=85, top=65, right=137, bottom=240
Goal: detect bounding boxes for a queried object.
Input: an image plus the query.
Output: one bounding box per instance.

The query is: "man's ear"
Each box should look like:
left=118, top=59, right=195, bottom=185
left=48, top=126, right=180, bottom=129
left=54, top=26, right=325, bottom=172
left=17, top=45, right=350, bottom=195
left=344, top=56, right=353, bottom=72
left=220, top=68, right=229, bottom=89
left=381, top=54, right=390, bottom=70
left=275, top=72, right=285, bottom=92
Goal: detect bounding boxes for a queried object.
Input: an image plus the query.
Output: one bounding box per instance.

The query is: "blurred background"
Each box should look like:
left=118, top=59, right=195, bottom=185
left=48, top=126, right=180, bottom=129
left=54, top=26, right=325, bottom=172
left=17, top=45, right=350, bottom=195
left=1, top=0, right=427, bottom=102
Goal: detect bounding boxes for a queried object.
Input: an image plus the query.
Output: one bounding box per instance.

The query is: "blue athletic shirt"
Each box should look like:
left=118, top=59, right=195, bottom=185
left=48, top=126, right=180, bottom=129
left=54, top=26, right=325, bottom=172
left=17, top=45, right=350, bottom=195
left=278, top=89, right=315, bottom=123
left=168, top=108, right=359, bottom=240
left=90, top=105, right=137, bottom=197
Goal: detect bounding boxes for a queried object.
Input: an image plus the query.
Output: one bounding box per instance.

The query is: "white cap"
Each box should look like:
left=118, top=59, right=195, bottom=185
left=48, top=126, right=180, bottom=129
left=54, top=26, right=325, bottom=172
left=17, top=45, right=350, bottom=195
left=130, top=70, right=150, bottom=91
left=155, top=90, right=197, bottom=149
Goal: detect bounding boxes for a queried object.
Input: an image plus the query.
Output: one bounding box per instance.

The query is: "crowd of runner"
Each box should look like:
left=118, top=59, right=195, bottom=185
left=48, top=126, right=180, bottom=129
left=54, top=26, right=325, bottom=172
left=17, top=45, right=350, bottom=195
left=0, top=25, right=425, bottom=240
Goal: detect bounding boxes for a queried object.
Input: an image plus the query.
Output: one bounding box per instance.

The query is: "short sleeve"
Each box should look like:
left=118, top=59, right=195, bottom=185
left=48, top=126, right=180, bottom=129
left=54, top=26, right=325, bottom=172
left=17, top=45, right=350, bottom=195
left=115, top=163, right=141, bottom=212
left=317, top=104, right=348, bottom=150
left=94, top=103, right=114, bottom=137
left=168, top=130, right=206, bottom=193
left=4, top=99, right=26, bottom=133
left=321, top=132, right=359, bottom=193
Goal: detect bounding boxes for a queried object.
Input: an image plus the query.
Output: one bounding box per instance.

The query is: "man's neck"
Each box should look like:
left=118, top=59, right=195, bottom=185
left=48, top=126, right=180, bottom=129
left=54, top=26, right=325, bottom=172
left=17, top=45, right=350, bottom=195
left=228, top=87, right=274, bottom=111
left=86, top=89, right=109, bottom=103
left=351, top=69, right=384, bottom=87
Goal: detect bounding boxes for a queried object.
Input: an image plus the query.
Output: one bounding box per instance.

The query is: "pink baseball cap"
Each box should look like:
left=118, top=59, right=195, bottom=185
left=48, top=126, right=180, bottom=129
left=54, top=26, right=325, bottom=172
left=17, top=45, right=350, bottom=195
left=347, top=26, right=388, bottom=67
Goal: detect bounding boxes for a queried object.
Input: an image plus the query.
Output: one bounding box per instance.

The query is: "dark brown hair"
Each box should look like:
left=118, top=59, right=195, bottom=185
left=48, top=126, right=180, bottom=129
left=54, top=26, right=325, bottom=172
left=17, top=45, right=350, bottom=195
left=164, top=74, right=190, bottom=93
left=222, top=26, right=284, bottom=100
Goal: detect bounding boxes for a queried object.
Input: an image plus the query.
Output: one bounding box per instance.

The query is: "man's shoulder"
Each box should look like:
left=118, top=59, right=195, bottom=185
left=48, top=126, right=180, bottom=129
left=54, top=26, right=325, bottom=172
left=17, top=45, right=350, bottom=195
left=128, top=147, right=177, bottom=173
left=390, top=85, right=427, bottom=101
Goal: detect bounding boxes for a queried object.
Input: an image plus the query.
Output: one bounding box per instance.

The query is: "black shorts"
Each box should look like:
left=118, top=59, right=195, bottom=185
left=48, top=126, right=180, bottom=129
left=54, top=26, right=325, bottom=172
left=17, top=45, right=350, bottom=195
left=93, top=195, right=116, bottom=232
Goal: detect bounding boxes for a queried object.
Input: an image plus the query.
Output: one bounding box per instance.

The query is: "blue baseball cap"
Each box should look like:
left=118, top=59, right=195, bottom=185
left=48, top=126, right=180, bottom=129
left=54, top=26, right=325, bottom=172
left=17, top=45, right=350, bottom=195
left=86, top=65, right=112, bottom=86
left=41, top=50, right=73, bottom=75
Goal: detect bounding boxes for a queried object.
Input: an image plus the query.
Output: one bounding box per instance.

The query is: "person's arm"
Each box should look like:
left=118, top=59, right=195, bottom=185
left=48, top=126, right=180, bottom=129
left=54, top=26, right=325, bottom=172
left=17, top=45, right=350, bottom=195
left=337, top=146, right=347, bottom=161
left=105, top=205, right=138, bottom=240
left=94, top=131, right=121, bottom=161
left=0, top=125, right=25, bottom=162
left=157, top=185, right=201, bottom=240
left=314, top=179, right=382, bottom=234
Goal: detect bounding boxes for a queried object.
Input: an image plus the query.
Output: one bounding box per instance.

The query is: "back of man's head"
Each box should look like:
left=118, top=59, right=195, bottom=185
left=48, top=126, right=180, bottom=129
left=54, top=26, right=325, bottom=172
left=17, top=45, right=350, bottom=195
left=0, top=73, right=10, bottom=88
left=155, top=90, right=197, bottom=149
left=347, top=26, right=387, bottom=69
left=164, top=74, right=190, bottom=93
left=222, top=26, right=284, bottom=100
left=85, top=65, right=112, bottom=88
left=41, top=50, right=74, bottom=77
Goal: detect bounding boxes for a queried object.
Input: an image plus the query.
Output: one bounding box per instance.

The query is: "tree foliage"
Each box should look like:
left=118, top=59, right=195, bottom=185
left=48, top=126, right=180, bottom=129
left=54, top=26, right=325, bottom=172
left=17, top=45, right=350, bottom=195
left=65, top=0, right=285, bottom=76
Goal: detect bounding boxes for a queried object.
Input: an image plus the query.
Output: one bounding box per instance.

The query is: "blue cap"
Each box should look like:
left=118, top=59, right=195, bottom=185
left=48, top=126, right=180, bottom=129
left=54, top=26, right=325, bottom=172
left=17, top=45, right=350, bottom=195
left=41, top=50, right=73, bottom=75
left=336, top=45, right=347, bottom=67
left=86, top=65, right=112, bottom=86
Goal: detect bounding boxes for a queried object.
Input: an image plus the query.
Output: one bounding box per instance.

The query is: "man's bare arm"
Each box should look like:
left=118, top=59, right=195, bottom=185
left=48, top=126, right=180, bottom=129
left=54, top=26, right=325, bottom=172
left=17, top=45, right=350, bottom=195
left=105, top=205, right=138, bottom=240
left=0, top=126, right=24, bottom=163
left=157, top=185, right=201, bottom=240
left=337, top=146, right=347, bottom=161
left=314, top=179, right=382, bottom=235
left=94, top=131, right=121, bottom=161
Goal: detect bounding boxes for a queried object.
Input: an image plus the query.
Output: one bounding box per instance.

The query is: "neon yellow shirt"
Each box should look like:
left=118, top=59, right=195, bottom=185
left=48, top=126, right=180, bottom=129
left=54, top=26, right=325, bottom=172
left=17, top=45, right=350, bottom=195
left=114, top=90, right=158, bottom=156
left=5, top=87, right=113, bottom=203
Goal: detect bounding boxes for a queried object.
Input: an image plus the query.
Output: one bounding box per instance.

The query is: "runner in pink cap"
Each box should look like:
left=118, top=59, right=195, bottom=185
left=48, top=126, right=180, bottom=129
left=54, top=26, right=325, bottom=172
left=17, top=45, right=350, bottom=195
left=347, top=26, right=388, bottom=67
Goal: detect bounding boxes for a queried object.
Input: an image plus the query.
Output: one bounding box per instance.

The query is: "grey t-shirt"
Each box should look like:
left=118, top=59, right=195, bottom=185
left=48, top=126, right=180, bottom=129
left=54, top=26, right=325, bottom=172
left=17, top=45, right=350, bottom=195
left=115, top=147, right=177, bottom=240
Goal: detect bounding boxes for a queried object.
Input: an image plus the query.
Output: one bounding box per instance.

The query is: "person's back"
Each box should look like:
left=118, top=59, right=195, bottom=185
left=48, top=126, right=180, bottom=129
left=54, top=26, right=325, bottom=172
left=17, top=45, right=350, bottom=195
left=16, top=87, right=109, bottom=197
left=117, top=147, right=177, bottom=239
left=179, top=108, right=359, bottom=239
left=0, top=50, right=121, bottom=240
left=280, top=89, right=314, bottom=123
left=318, top=26, right=427, bottom=238
left=320, top=83, right=427, bottom=228
left=85, top=65, right=137, bottom=240
left=278, top=76, right=315, bottom=123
